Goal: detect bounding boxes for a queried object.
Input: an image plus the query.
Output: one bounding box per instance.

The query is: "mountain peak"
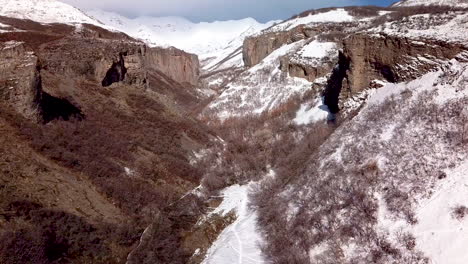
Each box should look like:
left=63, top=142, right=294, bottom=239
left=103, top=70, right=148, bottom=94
left=0, top=0, right=102, bottom=25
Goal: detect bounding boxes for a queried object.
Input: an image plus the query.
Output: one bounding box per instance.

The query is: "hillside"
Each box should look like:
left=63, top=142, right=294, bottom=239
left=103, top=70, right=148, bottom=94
left=199, top=3, right=468, bottom=264
left=0, top=9, right=218, bottom=264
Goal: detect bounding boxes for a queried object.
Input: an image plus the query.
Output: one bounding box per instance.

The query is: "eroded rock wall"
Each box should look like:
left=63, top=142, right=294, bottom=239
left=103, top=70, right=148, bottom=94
left=0, top=41, right=41, bottom=120
left=342, top=33, right=467, bottom=95
left=243, top=26, right=317, bottom=67
left=323, top=33, right=467, bottom=113
left=145, top=47, right=200, bottom=86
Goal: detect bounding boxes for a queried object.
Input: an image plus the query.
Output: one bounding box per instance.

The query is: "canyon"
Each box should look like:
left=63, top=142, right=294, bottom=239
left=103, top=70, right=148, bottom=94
left=1, top=0, right=468, bottom=263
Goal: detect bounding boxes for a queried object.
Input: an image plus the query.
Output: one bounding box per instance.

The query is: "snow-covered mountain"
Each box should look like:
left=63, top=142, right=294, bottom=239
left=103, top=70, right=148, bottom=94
left=392, top=0, right=468, bottom=7
left=87, top=9, right=278, bottom=69
left=0, top=0, right=103, bottom=25
left=0, top=0, right=277, bottom=70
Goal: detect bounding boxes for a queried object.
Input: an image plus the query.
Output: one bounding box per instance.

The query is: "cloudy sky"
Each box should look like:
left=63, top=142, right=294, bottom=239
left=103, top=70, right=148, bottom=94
left=63, top=0, right=397, bottom=22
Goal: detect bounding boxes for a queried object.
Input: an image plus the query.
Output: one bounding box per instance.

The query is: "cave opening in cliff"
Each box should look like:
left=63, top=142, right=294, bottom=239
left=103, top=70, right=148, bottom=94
left=323, top=51, right=350, bottom=115
left=101, top=53, right=127, bottom=87
left=40, top=92, right=84, bottom=124
left=374, top=63, right=397, bottom=83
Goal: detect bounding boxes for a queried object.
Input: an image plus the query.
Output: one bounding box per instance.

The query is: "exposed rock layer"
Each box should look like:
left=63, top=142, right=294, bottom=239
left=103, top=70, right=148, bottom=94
left=243, top=26, right=317, bottom=67
left=342, top=33, right=467, bottom=95
left=0, top=41, right=41, bottom=120
left=146, top=47, right=200, bottom=86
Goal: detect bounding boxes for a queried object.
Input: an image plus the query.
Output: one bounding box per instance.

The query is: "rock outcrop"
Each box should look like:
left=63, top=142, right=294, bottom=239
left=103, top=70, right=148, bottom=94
left=101, top=52, right=127, bottom=87
left=0, top=41, right=41, bottom=120
left=280, top=55, right=337, bottom=82
left=342, top=33, right=466, bottom=95
left=324, top=33, right=467, bottom=113
left=243, top=26, right=318, bottom=67
left=146, top=47, right=200, bottom=86
left=242, top=23, right=354, bottom=68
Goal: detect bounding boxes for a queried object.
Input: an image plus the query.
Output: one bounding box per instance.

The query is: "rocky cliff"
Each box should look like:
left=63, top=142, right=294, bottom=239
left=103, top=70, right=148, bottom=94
left=243, top=25, right=317, bottom=67
left=0, top=41, right=41, bottom=120
left=146, top=47, right=200, bottom=86
left=324, top=33, right=467, bottom=113
left=342, top=33, right=466, bottom=95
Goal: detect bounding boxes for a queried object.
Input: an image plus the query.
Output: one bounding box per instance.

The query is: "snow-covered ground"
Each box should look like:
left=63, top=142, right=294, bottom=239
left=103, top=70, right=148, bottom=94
left=293, top=97, right=330, bottom=125
left=265, top=9, right=354, bottom=33
left=412, top=161, right=468, bottom=264
left=202, top=184, right=264, bottom=264
left=369, top=12, right=468, bottom=44
left=250, top=57, right=468, bottom=262
left=368, top=59, right=468, bottom=263
left=290, top=40, right=338, bottom=67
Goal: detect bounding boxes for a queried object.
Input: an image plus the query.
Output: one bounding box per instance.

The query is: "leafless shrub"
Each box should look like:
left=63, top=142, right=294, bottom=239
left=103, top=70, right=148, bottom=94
left=399, top=232, right=417, bottom=251
left=451, top=205, right=468, bottom=220
left=345, top=6, right=387, bottom=18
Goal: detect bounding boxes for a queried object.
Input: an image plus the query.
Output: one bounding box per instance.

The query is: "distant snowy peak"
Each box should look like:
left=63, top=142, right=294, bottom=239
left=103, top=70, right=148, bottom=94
left=392, top=0, right=468, bottom=7
left=87, top=9, right=277, bottom=60
left=0, top=0, right=103, bottom=25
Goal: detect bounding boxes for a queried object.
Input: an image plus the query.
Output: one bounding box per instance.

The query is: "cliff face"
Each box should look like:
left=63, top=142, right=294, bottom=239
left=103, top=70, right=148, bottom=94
left=243, top=32, right=291, bottom=67
left=0, top=41, right=41, bottom=120
left=323, top=33, right=467, bottom=113
left=243, top=25, right=317, bottom=67
left=146, top=47, right=200, bottom=86
left=280, top=55, right=337, bottom=82
left=41, top=38, right=200, bottom=90
left=342, top=33, right=466, bottom=95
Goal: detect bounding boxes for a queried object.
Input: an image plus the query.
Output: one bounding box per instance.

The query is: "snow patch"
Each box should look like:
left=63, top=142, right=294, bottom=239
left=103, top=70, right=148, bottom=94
left=203, top=184, right=264, bottom=264
left=293, top=98, right=329, bottom=125
left=300, top=40, right=337, bottom=59
left=380, top=124, right=397, bottom=141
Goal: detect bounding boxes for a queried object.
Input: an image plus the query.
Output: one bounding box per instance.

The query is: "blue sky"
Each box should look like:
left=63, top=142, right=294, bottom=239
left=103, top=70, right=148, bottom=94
left=63, top=0, right=398, bottom=22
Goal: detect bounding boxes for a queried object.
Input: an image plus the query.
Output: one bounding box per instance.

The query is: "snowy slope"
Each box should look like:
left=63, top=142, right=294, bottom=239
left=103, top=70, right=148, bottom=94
left=0, top=0, right=104, bottom=26
left=203, top=8, right=399, bottom=119
left=205, top=40, right=317, bottom=119
left=367, top=59, right=468, bottom=263
left=369, top=11, right=468, bottom=44
left=265, top=8, right=354, bottom=33
left=202, top=184, right=264, bottom=264
left=411, top=160, right=468, bottom=264
left=87, top=9, right=277, bottom=69
left=392, top=0, right=468, bottom=7
left=259, top=57, right=468, bottom=263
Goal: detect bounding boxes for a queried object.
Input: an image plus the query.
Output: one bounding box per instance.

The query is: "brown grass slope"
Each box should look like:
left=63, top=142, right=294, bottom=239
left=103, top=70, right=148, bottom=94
left=0, top=17, right=215, bottom=263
